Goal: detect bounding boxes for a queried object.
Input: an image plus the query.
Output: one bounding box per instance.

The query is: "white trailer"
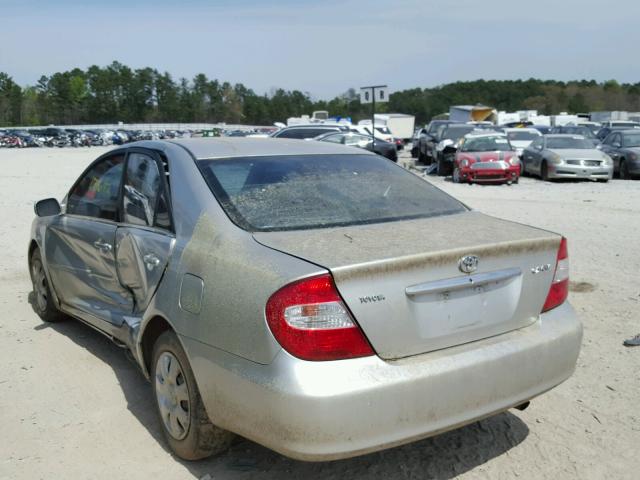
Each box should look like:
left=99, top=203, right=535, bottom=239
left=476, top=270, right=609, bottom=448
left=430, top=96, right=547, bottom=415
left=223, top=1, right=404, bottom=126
left=374, top=114, right=415, bottom=140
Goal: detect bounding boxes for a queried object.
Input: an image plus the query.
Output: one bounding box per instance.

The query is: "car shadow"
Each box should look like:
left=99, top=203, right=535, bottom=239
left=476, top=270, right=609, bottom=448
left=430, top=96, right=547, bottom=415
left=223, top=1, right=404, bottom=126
left=32, top=307, right=530, bottom=480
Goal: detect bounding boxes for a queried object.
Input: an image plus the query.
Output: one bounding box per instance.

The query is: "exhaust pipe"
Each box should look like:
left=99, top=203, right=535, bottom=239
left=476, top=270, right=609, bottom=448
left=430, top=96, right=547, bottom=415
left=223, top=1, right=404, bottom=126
left=514, top=401, right=530, bottom=411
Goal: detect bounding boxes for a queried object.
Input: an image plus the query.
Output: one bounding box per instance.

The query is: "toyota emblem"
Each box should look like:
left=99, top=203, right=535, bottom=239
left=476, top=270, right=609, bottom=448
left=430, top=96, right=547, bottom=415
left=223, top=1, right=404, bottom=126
left=458, top=255, right=479, bottom=274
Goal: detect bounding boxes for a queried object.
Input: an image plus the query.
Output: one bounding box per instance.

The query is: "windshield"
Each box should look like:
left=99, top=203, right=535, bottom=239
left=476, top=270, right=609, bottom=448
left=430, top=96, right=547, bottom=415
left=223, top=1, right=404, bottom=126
left=507, top=131, right=539, bottom=141
left=622, top=133, right=640, bottom=147
left=442, top=126, right=474, bottom=141
left=546, top=137, right=594, bottom=149
left=198, top=154, right=466, bottom=232
left=563, top=127, right=596, bottom=139
left=461, top=136, right=512, bottom=152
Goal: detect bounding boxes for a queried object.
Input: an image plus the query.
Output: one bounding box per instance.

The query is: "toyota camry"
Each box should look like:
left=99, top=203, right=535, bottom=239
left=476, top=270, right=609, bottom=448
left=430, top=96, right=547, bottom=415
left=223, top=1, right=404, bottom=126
left=29, top=138, right=582, bottom=461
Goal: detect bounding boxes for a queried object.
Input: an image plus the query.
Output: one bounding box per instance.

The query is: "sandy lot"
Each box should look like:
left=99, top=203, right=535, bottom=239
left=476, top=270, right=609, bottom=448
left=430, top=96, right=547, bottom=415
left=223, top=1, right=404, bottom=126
left=1, top=146, right=638, bottom=479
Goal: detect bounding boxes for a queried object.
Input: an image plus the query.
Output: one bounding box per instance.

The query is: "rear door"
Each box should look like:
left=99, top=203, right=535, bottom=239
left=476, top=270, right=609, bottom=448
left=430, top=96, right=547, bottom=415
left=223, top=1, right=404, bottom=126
left=45, top=152, right=134, bottom=326
left=115, top=149, right=174, bottom=314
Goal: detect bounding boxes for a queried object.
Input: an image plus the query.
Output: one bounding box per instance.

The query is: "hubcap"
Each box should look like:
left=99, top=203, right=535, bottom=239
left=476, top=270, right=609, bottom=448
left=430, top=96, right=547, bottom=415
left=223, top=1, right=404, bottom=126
left=31, top=259, right=48, bottom=312
left=155, top=351, right=190, bottom=440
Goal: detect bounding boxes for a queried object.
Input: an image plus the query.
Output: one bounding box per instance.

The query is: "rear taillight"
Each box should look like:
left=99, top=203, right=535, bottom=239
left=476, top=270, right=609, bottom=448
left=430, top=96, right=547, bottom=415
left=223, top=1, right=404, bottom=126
left=542, top=237, right=569, bottom=312
left=266, top=274, right=374, bottom=361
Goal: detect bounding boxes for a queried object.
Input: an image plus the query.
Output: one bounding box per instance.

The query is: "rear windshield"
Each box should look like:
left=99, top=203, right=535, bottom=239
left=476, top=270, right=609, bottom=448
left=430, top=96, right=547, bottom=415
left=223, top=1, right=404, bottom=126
left=198, top=154, right=466, bottom=231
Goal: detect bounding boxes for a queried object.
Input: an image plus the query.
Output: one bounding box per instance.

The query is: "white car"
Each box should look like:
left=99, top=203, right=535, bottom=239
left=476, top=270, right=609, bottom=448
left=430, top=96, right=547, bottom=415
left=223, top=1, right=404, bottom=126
left=349, top=124, right=391, bottom=142
left=356, top=121, right=395, bottom=143
left=504, top=128, right=542, bottom=157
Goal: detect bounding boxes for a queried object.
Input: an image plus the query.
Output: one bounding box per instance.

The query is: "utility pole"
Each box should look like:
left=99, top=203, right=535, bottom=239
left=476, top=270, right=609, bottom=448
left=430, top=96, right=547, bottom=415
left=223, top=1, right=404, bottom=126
left=360, top=85, right=388, bottom=151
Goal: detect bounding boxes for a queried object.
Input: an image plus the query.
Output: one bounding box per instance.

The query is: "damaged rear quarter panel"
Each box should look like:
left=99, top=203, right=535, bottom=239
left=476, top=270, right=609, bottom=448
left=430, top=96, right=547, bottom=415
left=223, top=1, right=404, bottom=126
left=139, top=143, right=324, bottom=366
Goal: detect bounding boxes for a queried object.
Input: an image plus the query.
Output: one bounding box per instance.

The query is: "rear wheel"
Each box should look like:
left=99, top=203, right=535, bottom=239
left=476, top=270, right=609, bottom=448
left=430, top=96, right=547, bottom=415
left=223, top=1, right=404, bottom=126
left=29, top=248, right=64, bottom=323
left=152, top=330, right=234, bottom=460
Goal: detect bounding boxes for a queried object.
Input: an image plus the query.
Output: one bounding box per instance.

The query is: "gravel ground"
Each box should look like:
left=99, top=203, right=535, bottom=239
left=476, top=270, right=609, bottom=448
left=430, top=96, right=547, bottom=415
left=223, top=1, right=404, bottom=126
left=1, top=146, right=638, bottom=479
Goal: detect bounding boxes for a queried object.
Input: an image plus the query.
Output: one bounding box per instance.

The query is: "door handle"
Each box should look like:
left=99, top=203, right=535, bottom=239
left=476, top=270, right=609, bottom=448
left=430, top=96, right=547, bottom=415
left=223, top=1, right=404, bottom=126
left=93, top=240, right=113, bottom=252
left=143, top=253, right=161, bottom=269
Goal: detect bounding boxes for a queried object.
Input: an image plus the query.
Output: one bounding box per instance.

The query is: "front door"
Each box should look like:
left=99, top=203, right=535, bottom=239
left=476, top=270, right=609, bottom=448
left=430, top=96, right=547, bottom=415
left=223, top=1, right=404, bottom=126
left=45, top=152, right=134, bottom=326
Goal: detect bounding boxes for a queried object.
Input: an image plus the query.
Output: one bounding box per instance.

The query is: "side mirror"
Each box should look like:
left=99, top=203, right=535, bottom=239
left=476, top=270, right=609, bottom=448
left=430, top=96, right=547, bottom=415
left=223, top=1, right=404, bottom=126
left=34, top=198, right=61, bottom=217
left=613, top=142, right=621, bottom=148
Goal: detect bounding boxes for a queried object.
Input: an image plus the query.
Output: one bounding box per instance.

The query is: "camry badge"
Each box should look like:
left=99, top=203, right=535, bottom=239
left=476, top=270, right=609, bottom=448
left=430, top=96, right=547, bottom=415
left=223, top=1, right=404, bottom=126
left=458, top=255, right=479, bottom=274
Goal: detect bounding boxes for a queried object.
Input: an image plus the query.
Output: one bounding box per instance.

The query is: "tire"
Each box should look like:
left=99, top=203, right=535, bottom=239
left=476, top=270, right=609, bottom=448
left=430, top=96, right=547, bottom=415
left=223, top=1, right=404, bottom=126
left=29, top=248, right=64, bottom=322
left=437, top=155, right=452, bottom=177
left=541, top=161, right=550, bottom=181
left=452, top=167, right=461, bottom=183
left=410, top=146, right=418, bottom=158
left=620, top=159, right=629, bottom=179
left=152, top=330, right=234, bottom=460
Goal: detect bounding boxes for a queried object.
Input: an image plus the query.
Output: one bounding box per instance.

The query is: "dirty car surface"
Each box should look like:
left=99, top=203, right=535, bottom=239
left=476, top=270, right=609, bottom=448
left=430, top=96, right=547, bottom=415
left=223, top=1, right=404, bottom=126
left=28, top=138, right=582, bottom=461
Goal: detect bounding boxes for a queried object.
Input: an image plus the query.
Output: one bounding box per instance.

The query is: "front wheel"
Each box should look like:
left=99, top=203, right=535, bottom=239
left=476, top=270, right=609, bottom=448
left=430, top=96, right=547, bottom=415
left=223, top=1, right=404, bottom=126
left=452, top=167, right=462, bottom=183
left=436, top=157, right=449, bottom=176
left=620, top=160, right=629, bottom=179
left=541, top=161, right=550, bottom=181
left=152, top=330, right=234, bottom=460
left=29, top=249, right=64, bottom=322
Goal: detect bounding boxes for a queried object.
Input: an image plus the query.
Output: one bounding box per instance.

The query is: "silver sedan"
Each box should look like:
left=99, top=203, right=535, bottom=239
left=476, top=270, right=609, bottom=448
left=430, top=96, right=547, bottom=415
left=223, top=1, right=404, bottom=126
left=521, top=134, right=613, bottom=181
left=29, top=138, right=582, bottom=461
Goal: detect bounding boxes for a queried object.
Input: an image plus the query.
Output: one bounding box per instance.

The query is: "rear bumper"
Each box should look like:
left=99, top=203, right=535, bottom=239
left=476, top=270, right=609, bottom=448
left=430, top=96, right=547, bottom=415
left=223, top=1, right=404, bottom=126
left=183, top=302, right=582, bottom=461
left=548, top=163, right=612, bottom=179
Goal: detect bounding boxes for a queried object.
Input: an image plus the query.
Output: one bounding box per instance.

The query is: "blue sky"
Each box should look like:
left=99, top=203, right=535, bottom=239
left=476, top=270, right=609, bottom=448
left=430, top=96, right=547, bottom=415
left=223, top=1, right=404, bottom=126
left=1, top=0, right=638, bottom=99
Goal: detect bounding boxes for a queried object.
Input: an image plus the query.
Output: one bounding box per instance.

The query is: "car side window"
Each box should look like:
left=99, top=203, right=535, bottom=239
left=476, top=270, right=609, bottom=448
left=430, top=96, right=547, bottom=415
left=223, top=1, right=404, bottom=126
left=323, top=134, right=344, bottom=144
left=67, top=154, right=125, bottom=221
left=611, top=133, right=621, bottom=147
left=123, top=152, right=171, bottom=230
left=529, top=138, right=542, bottom=150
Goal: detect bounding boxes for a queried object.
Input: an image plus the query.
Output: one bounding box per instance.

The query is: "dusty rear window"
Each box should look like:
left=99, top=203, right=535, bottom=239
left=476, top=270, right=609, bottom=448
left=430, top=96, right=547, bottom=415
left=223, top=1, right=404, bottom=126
left=198, top=154, right=466, bottom=232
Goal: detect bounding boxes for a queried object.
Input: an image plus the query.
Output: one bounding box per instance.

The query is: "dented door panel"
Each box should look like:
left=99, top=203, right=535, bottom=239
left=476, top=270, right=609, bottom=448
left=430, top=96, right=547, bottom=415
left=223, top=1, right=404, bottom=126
left=115, top=227, right=174, bottom=313
left=44, top=215, right=134, bottom=325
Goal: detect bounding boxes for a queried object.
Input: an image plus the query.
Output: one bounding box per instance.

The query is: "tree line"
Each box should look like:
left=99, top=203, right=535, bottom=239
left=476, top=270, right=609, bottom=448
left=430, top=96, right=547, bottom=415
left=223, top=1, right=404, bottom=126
left=1, top=61, right=640, bottom=127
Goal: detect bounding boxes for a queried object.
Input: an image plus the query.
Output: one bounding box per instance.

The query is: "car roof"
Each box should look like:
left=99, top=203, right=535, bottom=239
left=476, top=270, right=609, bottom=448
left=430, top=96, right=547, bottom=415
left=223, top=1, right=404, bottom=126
left=464, top=131, right=506, bottom=138
left=503, top=127, right=540, bottom=133
left=280, top=124, right=345, bottom=129
left=544, top=134, right=586, bottom=138
left=165, top=137, right=374, bottom=159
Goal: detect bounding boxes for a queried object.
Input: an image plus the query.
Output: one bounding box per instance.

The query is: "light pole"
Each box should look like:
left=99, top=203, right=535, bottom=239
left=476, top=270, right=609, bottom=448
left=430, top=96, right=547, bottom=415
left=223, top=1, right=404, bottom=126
left=360, top=84, right=388, bottom=150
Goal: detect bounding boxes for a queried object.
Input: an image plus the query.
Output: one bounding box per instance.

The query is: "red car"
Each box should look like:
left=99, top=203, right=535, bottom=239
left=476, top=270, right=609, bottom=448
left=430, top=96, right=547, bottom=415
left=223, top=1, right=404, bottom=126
left=452, top=133, right=521, bottom=184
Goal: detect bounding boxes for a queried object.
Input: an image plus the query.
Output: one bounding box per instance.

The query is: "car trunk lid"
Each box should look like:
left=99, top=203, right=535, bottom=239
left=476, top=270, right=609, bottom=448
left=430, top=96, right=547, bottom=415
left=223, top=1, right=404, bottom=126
left=254, top=211, right=561, bottom=360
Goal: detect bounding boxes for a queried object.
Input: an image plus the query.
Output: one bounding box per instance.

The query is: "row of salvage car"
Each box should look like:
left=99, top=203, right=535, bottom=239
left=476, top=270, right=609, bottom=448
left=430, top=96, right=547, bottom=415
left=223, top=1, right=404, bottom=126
left=412, top=120, right=640, bottom=184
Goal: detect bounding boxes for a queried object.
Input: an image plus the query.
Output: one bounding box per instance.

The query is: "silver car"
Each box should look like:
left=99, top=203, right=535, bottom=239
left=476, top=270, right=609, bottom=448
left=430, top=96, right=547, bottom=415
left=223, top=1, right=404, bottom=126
left=29, top=138, right=582, bottom=461
left=521, top=134, right=613, bottom=181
